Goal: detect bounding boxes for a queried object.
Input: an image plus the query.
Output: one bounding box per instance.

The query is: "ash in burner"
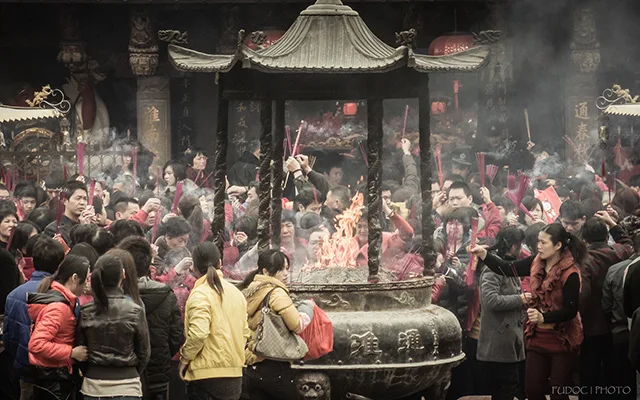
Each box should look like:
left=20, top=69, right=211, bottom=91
left=295, top=266, right=397, bottom=284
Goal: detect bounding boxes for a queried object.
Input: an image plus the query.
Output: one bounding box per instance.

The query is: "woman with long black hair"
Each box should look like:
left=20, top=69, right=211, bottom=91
left=470, top=223, right=586, bottom=400
left=238, top=249, right=313, bottom=400
left=78, top=254, right=150, bottom=400
left=27, top=255, right=90, bottom=400
left=179, top=242, right=248, bottom=400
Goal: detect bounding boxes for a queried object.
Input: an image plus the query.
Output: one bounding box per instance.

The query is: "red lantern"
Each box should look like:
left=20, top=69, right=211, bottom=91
left=244, top=30, right=285, bottom=50
left=431, top=102, right=447, bottom=115
left=428, top=33, right=475, bottom=56
left=343, top=102, right=358, bottom=116
left=429, top=33, right=474, bottom=111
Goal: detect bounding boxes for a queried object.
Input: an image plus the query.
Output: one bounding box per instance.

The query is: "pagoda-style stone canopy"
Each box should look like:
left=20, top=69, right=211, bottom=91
left=168, top=0, right=489, bottom=74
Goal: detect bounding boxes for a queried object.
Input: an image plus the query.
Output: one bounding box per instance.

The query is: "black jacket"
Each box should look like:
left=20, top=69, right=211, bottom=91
left=138, top=277, right=184, bottom=385
left=78, top=289, right=150, bottom=380
left=228, top=152, right=259, bottom=187
left=44, top=215, right=78, bottom=246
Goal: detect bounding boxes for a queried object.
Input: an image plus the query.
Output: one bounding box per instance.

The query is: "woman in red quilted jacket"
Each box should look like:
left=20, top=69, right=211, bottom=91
left=27, top=255, right=90, bottom=400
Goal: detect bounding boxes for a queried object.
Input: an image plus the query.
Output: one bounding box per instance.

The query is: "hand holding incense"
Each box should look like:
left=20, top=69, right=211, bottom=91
left=171, top=181, right=184, bottom=213
left=77, top=142, right=86, bottom=177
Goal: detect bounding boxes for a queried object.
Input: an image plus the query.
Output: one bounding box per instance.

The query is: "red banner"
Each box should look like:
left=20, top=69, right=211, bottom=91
left=536, top=186, right=561, bottom=223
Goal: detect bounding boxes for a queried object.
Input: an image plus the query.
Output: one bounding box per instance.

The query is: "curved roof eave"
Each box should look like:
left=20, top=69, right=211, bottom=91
left=408, top=45, right=491, bottom=73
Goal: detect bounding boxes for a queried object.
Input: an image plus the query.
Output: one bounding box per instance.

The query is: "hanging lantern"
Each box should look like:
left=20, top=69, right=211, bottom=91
left=431, top=101, right=447, bottom=115
left=244, top=30, right=285, bottom=50
left=429, top=33, right=474, bottom=111
left=428, top=33, right=474, bottom=56
left=343, top=102, right=358, bottom=116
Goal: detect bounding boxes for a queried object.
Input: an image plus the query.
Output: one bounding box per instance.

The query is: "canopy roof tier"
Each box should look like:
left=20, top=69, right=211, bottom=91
left=603, top=104, right=640, bottom=117
left=0, top=106, right=62, bottom=124
left=168, top=0, right=489, bottom=74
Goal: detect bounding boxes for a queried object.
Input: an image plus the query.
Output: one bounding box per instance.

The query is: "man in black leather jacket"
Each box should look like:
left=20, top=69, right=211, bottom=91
left=118, top=236, right=184, bottom=400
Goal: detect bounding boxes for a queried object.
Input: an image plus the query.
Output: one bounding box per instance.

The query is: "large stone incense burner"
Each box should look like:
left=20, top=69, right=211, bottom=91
left=290, top=278, right=462, bottom=399
left=165, top=0, right=491, bottom=397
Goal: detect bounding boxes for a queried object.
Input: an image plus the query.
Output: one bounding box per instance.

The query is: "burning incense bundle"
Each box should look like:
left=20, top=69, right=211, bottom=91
left=88, top=180, right=96, bottom=207
left=434, top=146, right=444, bottom=189
left=516, top=174, right=530, bottom=206
left=401, top=105, right=409, bottom=139
left=465, top=217, right=480, bottom=287
left=476, top=153, right=486, bottom=187
left=486, top=164, right=499, bottom=184
left=55, top=193, right=66, bottom=235
left=171, top=181, right=183, bottom=213
left=132, top=147, right=138, bottom=195
left=77, top=142, right=86, bottom=176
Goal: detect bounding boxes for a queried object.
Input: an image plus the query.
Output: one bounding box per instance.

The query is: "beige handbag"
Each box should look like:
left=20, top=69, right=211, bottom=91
left=253, top=289, right=308, bottom=362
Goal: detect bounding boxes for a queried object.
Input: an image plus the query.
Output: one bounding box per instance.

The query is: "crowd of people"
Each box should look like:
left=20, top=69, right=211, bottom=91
left=2, top=130, right=640, bottom=400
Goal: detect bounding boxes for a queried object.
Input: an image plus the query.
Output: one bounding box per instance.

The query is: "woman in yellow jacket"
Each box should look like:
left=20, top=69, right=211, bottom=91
left=179, top=242, right=250, bottom=400
left=239, top=249, right=313, bottom=400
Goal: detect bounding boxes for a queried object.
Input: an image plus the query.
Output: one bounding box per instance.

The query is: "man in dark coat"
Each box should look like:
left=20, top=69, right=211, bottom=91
left=44, top=180, right=91, bottom=245
left=118, top=236, right=183, bottom=400
left=228, top=140, right=260, bottom=187
left=579, top=212, right=634, bottom=400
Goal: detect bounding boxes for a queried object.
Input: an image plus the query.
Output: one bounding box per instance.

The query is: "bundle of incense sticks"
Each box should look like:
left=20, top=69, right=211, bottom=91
left=15, top=199, right=24, bottom=221
left=171, top=181, right=183, bottom=213
left=601, top=160, right=611, bottom=201
left=444, top=222, right=460, bottom=266
left=77, top=142, right=86, bottom=176
left=156, top=166, right=162, bottom=191
left=465, top=217, right=480, bottom=287
left=285, top=126, right=292, bottom=155
left=63, top=164, right=69, bottom=182
left=6, top=227, right=15, bottom=251
left=359, top=141, right=368, bottom=166
left=401, top=105, right=409, bottom=139
left=55, top=193, right=66, bottom=235
left=291, top=121, right=304, bottom=157
left=507, top=172, right=516, bottom=191
left=486, top=164, right=499, bottom=184
left=132, top=147, right=138, bottom=196
left=434, top=146, right=444, bottom=189
left=151, top=209, right=161, bottom=244
left=516, top=174, right=530, bottom=206
left=12, top=169, right=17, bottom=191
left=476, top=153, right=486, bottom=187
left=615, top=139, right=624, bottom=167
left=88, top=180, right=96, bottom=207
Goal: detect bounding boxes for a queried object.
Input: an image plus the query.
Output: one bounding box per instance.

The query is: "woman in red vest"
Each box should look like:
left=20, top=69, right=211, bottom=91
left=470, top=223, right=586, bottom=400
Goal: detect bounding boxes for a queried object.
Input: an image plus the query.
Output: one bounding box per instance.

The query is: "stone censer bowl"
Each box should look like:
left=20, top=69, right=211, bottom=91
left=289, top=276, right=463, bottom=400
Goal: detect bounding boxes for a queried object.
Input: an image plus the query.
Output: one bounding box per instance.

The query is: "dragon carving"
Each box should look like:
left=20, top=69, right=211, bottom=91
left=26, top=85, right=53, bottom=107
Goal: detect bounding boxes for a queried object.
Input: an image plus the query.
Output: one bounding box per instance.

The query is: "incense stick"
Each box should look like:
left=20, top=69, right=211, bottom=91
left=55, top=193, right=66, bottom=235
left=171, top=181, right=183, bottom=213
left=132, top=147, right=138, bottom=196
left=88, top=180, right=96, bottom=207
left=476, top=153, right=485, bottom=187
left=524, top=108, right=531, bottom=142
left=77, top=142, right=86, bottom=177
left=401, top=105, right=409, bottom=139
